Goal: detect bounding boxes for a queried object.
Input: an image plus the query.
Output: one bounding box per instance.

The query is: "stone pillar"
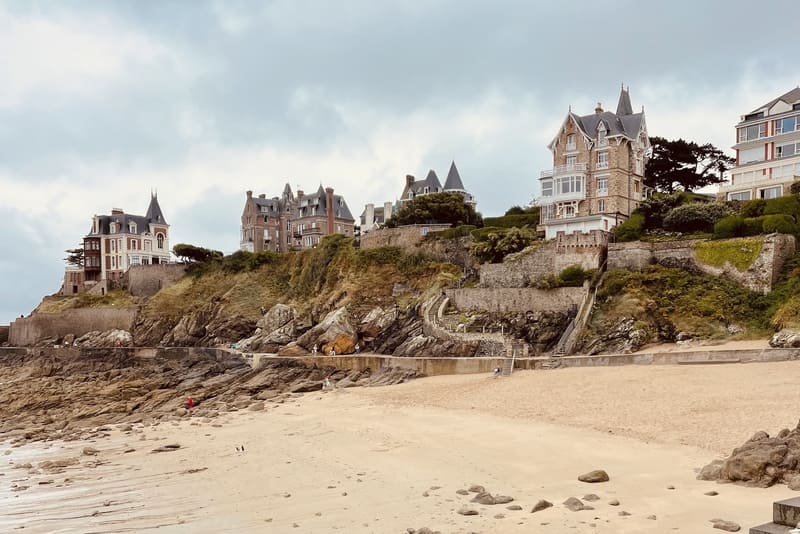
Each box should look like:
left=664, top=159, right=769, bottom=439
left=365, top=203, right=375, bottom=228
left=383, top=201, right=393, bottom=221
left=326, top=187, right=335, bottom=235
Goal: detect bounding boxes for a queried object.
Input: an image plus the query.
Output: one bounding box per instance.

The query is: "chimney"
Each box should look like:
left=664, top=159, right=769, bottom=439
left=111, top=208, right=123, bottom=215
left=383, top=201, right=393, bottom=221
left=365, top=203, right=375, bottom=228
left=406, top=174, right=415, bottom=187
left=297, top=190, right=304, bottom=199
left=595, top=102, right=603, bottom=114
left=258, top=194, right=266, bottom=199
left=325, top=187, right=335, bottom=235
left=246, top=190, right=253, bottom=199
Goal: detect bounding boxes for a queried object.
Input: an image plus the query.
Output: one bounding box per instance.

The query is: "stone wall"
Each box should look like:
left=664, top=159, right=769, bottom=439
left=480, top=230, right=608, bottom=288
left=446, top=286, right=586, bottom=314
left=9, top=307, right=137, bottom=346
left=360, top=224, right=451, bottom=251
left=608, top=234, right=796, bottom=293
left=126, top=264, right=187, bottom=297
left=0, top=325, right=8, bottom=344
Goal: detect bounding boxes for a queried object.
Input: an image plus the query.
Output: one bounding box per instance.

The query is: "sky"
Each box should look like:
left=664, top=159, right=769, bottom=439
left=1, top=0, right=799, bottom=324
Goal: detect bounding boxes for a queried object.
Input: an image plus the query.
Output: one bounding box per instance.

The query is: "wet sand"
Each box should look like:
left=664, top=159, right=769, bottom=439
left=2, top=360, right=798, bottom=533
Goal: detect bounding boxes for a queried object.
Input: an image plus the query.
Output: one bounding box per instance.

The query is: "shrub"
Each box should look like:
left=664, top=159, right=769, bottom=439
left=695, top=238, right=763, bottom=272
left=662, top=202, right=732, bottom=233
left=713, top=215, right=744, bottom=239
left=425, top=225, right=476, bottom=240
left=764, top=196, right=800, bottom=220
left=739, top=199, right=766, bottom=218
left=762, top=214, right=799, bottom=234
left=483, top=210, right=540, bottom=228
left=471, top=227, right=537, bottom=263
left=614, top=212, right=645, bottom=242
left=558, top=265, right=592, bottom=287
left=638, top=192, right=685, bottom=229
left=743, top=216, right=766, bottom=236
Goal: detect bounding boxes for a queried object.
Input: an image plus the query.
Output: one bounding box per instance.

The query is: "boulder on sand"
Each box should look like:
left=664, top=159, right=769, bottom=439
left=296, top=307, right=357, bottom=355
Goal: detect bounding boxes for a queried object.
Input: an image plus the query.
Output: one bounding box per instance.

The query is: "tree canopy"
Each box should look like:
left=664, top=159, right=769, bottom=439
left=645, top=136, right=735, bottom=193
left=386, top=192, right=483, bottom=227
left=172, top=243, right=223, bottom=263
left=64, top=246, right=84, bottom=268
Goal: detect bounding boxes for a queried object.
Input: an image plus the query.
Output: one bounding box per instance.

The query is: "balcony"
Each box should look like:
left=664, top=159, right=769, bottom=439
left=540, top=162, right=588, bottom=179
left=302, top=226, right=323, bottom=236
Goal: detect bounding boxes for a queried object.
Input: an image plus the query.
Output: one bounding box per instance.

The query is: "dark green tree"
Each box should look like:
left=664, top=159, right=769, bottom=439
left=388, top=192, right=483, bottom=227
left=646, top=136, right=735, bottom=193
left=173, top=243, right=223, bottom=263
left=64, top=246, right=84, bottom=267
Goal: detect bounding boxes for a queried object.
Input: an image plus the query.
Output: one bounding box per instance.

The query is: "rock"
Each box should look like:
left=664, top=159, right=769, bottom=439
left=506, top=505, right=522, bottom=511
left=493, top=514, right=505, bottom=519
left=578, top=470, right=609, bottom=483
left=151, top=443, right=181, bottom=453
left=74, top=329, right=133, bottom=348
left=456, top=489, right=469, bottom=495
left=697, top=460, right=723, bottom=481
left=582, top=493, right=600, bottom=501
left=457, top=507, right=478, bottom=516
left=770, top=329, right=800, bottom=348
left=175, top=408, right=187, bottom=417
left=471, top=492, right=496, bottom=505
left=531, top=500, right=553, bottom=513
left=413, top=528, right=435, bottom=534
left=296, top=307, right=358, bottom=354
left=710, top=518, right=741, bottom=531
left=82, top=447, right=99, bottom=456
left=676, top=331, right=693, bottom=341
left=493, top=495, right=514, bottom=505
left=789, top=475, right=800, bottom=490
left=704, top=490, right=719, bottom=496
left=666, top=484, right=675, bottom=490
left=608, top=499, right=620, bottom=506
left=646, top=514, right=656, bottom=520
left=619, top=511, right=631, bottom=516
left=563, top=497, right=585, bottom=511
left=468, top=485, right=485, bottom=493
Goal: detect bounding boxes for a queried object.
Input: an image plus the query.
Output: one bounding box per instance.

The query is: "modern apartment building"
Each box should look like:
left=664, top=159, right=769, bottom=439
left=719, top=87, right=800, bottom=201
left=538, top=87, right=649, bottom=239
left=240, top=183, right=355, bottom=252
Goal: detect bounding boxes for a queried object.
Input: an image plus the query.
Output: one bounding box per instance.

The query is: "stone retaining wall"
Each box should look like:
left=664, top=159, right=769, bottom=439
left=0, top=325, right=8, bottom=344
left=8, top=308, right=137, bottom=346
left=126, top=264, right=187, bottom=297
left=446, top=286, right=586, bottom=313
left=360, top=224, right=452, bottom=251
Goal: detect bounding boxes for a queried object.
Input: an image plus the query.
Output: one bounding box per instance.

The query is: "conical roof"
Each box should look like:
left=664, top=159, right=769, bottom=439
left=145, top=193, right=167, bottom=224
left=443, top=160, right=465, bottom=191
left=616, top=86, right=633, bottom=116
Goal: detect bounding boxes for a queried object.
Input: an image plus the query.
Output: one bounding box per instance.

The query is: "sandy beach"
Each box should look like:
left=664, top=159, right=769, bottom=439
left=3, top=360, right=799, bottom=533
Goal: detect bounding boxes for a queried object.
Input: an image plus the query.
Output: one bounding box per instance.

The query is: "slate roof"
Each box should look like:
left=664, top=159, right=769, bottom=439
left=88, top=194, right=169, bottom=236
left=408, top=170, right=443, bottom=195
left=443, top=160, right=465, bottom=191
left=750, top=87, right=800, bottom=115
left=296, top=185, right=355, bottom=221
left=616, top=87, right=634, bottom=116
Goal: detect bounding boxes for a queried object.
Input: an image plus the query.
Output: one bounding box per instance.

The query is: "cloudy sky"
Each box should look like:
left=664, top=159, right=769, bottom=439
left=2, top=0, right=799, bottom=324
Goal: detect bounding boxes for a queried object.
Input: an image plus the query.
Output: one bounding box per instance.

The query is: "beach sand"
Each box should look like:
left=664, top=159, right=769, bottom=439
left=2, top=359, right=798, bottom=533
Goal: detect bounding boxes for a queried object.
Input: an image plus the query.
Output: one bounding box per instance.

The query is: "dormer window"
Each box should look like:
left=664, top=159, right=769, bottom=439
left=597, top=123, right=608, bottom=147
left=110, top=222, right=117, bottom=234
left=566, top=133, right=576, bottom=151
left=129, top=222, right=137, bottom=234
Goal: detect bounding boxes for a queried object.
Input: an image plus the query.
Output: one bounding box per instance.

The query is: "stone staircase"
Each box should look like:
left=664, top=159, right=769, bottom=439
left=751, top=497, right=800, bottom=533
left=500, top=357, right=514, bottom=377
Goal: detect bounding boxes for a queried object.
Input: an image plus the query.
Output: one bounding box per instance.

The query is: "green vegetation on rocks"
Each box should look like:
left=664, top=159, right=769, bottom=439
left=695, top=238, right=763, bottom=272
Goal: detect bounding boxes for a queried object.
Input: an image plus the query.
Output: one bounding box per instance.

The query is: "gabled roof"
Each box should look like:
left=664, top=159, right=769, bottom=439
left=144, top=193, right=167, bottom=225
left=297, top=185, right=355, bottom=222
left=573, top=110, right=644, bottom=140
left=443, top=160, right=466, bottom=191
left=750, top=87, right=800, bottom=115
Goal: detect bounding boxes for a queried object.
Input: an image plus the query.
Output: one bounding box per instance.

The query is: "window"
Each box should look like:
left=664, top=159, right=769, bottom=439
left=596, top=176, right=608, bottom=195
left=740, top=146, right=764, bottom=163
left=635, top=158, right=643, bottom=175
left=157, top=234, right=164, bottom=249
left=566, top=133, right=576, bottom=151
left=541, top=179, right=553, bottom=197
left=566, top=155, right=577, bottom=166
left=563, top=204, right=576, bottom=217
left=110, top=222, right=117, bottom=234
left=597, top=151, right=609, bottom=169
left=633, top=180, right=641, bottom=193
left=597, top=123, right=608, bottom=147
left=737, top=123, right=767, bottom=142
left=556, top=175, right=583, bottom=194
left=775, top=116, right=799, bottom=134
left=728, top=191, right=751, bottom=201
left=760, top=186, right=782, bottom=199
left=776, top=142, right=800, bottom=158
left=597, top=199, right=606, bottom=212
left=129, top=222, right=137, bottom=234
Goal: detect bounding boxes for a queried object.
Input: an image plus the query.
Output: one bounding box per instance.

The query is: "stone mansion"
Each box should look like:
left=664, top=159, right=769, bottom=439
left=63, top=193, right=171, bottom=295
left=538, top=87, right=650, bottom=239
left=240, top=184, right=355, bottom=252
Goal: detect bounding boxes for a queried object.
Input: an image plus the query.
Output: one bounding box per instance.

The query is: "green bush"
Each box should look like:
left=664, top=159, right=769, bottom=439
left=713, top=215, right=744, bottom=239
left=613, top=212, right=645, bottom=242
left=483, top=212, right=540, bottom=228
left=558, top=265, right=592, bottom=287
left=695, top=238, right=763, bottom=272
left=764, top=196, right=800, bottom=220
left=762, top=214, right=799, bottom=234
left=662, top=202, right=732, bottom=233
left=743, top=216, right=766, bottom=236
left=739, top=199, right=766, bottom=218
left=471, top=227, right=537, bottom=263
left=425, top=225, right=476, bottom=240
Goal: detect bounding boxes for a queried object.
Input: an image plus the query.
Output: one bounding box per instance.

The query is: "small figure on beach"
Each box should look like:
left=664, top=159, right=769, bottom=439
left=187, top=396, right=194, bottom=409
left=323, top=377, right=332, bottom=390
left=493, top=367, right=501, bottom=378
left=312, top=344, right=318, bottom=354
left=354, top=343, right=360, bottom=354
left=329, top=348, right=336, bottom=356
left=259, top=306, right=266, bottom=315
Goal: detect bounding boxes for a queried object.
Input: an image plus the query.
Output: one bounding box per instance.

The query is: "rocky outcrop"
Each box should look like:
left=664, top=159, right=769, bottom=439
left=699, top=423, right=800, bottom=487
left=296, top=307, right=358, bottom=354
left=392, top=334, right=479, bottom=358
left=0, top=347, right=419, bottom=444
left=493, top=311, right=572, bottom=353
left=770, top=329, right=800, bottom=348
left=74, top=329, right=133, bottom=348
left=237, top=304, right=299, bottom=353
left=133, top=300, right=254, bottom=347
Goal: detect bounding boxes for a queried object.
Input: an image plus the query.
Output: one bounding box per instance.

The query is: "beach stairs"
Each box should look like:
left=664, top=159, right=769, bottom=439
left=500, top=357, right=514, bottom=377
left=750, top=497, right=800, bottom=533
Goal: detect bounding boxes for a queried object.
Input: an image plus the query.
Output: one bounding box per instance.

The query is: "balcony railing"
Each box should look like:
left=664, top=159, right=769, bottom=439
left=540, top=162, right=588, bottom=178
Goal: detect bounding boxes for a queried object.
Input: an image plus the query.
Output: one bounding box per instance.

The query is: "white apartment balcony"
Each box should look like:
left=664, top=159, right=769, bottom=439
left=539, top=162, right=588, bottom=179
